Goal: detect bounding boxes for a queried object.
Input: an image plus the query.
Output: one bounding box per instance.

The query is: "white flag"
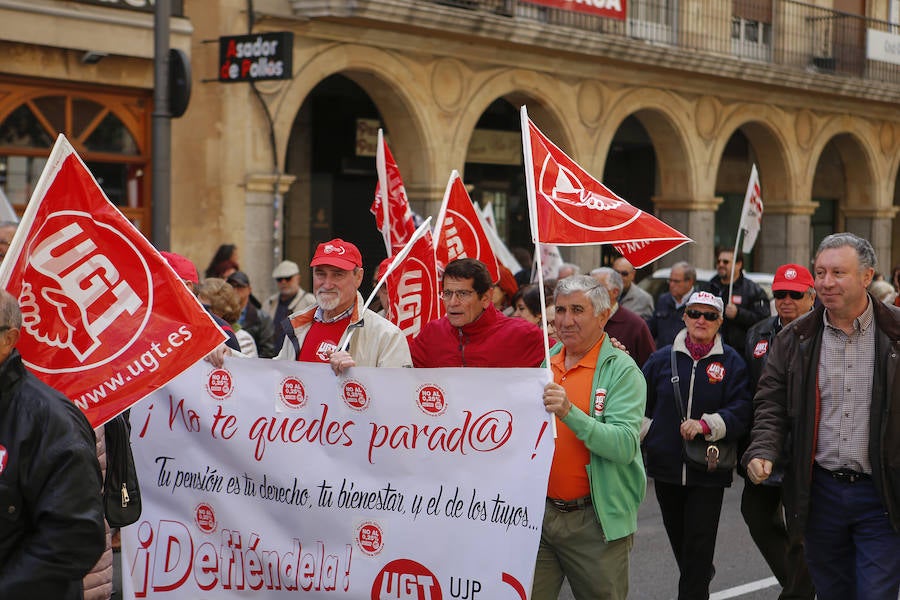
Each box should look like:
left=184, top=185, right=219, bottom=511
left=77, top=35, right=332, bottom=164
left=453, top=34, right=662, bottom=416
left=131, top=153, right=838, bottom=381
left=740, top=164, right=763, bottom=253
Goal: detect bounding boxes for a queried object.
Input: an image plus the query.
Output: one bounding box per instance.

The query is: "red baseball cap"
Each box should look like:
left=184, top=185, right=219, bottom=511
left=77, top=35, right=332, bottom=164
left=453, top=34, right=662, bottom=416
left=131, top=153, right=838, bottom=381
left=375, top=257, right=391, bottom=280
left=161, top=251, right=199, bottom=284
left=310, top=238, right=363, bottom=271
left=772, top=263, right=814, bottom=292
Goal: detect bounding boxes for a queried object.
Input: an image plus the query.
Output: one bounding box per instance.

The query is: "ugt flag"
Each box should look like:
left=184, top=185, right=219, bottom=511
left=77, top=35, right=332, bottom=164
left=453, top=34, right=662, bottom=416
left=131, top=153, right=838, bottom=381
left=433, top=170, right=500, bottom=282
left=521, top=106, right=692, bottom=268
left=371, top=129, right=416, bottom=255
left=0, top=134, right=226, bottom=427
left=385, top=229, right=442, bottom=339
left=739, top=164, right=763, bottom=253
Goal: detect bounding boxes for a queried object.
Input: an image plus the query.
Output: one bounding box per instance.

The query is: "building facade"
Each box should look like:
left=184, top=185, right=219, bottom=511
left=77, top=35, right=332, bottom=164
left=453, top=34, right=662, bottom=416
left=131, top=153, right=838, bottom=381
left=1, top=0, right=899, bottom=300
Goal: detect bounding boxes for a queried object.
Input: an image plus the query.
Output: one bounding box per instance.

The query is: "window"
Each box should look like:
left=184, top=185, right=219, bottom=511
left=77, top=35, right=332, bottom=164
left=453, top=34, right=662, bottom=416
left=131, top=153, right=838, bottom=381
left=0, top=83, right=151, bottom=234
left=628, top=0, right=676, bottom=44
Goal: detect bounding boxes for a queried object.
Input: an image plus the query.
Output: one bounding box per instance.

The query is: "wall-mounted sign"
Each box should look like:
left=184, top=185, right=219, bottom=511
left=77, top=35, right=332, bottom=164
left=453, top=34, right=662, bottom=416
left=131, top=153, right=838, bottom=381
left=867, top=29, right=900, bottom=67
left=218, top=32, right=293, bottom=83
left=521, top=0, right=625, bottom=20
left=70, top=0, right=184, bottom=15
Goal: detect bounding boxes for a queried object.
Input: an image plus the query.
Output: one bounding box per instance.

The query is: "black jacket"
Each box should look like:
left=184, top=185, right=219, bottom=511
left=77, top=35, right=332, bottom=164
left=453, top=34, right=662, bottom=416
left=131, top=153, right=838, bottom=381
left=242, top=303, right=276, bottom=358
left=743, top=298, right=900, bottom=540
left=0, top=350, right=106, bottom=598
left=704, top=273, right=770, bottom=359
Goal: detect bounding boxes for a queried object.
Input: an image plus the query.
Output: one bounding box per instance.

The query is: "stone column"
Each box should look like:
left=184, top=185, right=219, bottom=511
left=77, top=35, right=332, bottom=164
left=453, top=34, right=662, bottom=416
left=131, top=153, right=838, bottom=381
left=843, top=207, right=898, bottom=271
left=755, top=203, right=817, bottom=271
left=245, top=173, right=296, bottom=302
left=654, top=195, right=722, bottom=270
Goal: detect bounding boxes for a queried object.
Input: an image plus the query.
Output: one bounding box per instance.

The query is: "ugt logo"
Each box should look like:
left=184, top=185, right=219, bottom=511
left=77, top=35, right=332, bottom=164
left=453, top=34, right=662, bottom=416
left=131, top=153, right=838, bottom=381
left=18, top=213, right=150, bottom=371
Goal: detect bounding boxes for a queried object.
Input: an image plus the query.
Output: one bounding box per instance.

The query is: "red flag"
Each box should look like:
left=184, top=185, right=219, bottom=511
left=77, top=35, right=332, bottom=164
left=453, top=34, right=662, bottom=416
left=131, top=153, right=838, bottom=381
left=522, top=108, right=692, bottom=268
left=371, top=129, right=416, bottom=255
left=386, top=231, right=442, bottom=338
left=0, top=135, right=226, bottom=427
left=433, top=170, right=501, bottom=282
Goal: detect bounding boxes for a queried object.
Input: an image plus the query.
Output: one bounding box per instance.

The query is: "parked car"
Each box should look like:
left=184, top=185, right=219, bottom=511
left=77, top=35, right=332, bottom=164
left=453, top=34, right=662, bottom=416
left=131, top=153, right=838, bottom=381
left=638, top=268, right=775, bottom=312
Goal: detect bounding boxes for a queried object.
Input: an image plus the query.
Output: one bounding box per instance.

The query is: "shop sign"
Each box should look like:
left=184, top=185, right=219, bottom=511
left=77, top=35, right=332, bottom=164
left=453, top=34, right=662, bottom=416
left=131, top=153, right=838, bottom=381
left=867, top=29, right=900, bottom=66
left=70, top=0, right=184, bottom=15
left=522, top=0, right=625, bottom=20
left=218, top=32, right=293, bottom=83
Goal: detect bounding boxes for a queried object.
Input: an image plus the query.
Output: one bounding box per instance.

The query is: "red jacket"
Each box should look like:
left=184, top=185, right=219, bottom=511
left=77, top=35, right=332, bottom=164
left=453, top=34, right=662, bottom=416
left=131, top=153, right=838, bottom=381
left=409, top=304, right=545, bottom=367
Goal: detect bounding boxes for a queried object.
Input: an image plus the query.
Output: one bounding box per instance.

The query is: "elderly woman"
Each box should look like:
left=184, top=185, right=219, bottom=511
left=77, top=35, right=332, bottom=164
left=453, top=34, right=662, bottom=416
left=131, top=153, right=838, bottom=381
left=640, top=291, right=752, bottom=600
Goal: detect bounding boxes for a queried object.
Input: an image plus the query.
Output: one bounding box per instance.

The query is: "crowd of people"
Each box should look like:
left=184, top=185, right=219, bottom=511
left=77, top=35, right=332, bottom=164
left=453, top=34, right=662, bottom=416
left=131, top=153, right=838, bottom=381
left=3, top=231, right=900, bottom=600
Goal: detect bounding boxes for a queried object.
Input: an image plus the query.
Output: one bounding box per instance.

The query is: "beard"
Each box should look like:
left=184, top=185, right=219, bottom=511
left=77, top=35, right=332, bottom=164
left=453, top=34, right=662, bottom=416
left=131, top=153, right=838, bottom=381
left=316, top=288, right=342, bottom=311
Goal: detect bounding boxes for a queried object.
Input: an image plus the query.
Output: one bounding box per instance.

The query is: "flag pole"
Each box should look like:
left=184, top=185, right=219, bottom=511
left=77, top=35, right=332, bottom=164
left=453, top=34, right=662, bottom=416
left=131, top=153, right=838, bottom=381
left=376, top=129, right=392, bottom=256
left=340, top=217, right=432, bottom=352
left=727, top=226, right=744, bottom=306
left=521, top=105, right=557, bottom=437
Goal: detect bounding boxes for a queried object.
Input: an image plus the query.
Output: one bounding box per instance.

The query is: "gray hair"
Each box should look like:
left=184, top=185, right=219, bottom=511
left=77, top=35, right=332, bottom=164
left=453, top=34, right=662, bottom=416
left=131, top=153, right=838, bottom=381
left=559, top=262, right=581, bottom=276
left=591, top=267, right=623, bottom=293
left=554, top=275, right=611, bottom=316
left=671, top=261, right=696, bottom=283
left=815, top=233, right=876, bottom=272
left=0, top=290, right=22, bottom=330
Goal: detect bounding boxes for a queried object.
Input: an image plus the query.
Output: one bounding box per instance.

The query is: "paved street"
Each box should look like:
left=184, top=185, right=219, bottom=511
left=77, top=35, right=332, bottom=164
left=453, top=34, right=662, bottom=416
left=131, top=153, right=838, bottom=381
left=559, top=478, right=781, bottom=600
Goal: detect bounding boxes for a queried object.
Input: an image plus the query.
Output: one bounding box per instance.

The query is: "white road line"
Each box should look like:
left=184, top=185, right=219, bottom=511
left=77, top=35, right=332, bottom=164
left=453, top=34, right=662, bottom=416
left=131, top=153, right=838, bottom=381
left=709, top=577, right=779, bottom=600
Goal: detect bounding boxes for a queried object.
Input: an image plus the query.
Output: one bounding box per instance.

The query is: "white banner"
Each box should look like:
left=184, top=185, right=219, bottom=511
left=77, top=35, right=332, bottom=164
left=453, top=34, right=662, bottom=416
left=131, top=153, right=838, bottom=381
left=122, top=359, right=553, bottom=599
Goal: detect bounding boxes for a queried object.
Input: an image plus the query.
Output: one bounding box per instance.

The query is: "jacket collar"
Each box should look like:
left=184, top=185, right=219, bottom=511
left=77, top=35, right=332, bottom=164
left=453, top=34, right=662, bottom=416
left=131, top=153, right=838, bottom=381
left=791, top=294, right=900, bottom=341
left=453, top=302, right=501, bottom=336
left=289, top=292, right=365, bottom=329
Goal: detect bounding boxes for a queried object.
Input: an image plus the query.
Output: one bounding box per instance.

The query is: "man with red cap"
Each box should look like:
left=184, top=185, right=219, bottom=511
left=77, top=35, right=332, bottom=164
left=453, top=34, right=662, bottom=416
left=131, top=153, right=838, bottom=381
left=740, top=263, right=817, bottom=599
left=276, top=239, right=411, bottom=369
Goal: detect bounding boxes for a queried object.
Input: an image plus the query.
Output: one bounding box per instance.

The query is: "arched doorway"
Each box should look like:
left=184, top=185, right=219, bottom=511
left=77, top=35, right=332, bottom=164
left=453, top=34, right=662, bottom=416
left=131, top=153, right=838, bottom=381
left=0, top=81, right=151, bottom=234
left=714, top=129, right=758, bottom=268
left=284, top=74, right=384, bottom=296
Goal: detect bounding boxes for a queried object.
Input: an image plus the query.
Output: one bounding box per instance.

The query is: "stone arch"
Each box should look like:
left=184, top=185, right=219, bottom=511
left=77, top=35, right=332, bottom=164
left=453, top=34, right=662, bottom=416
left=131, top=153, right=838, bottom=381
left=708, top=108, right=794, bottom=206
left=597, top=88, right=697, bottom=202
left=273, top=44, right=434, bottom=190
left=455, top=69, right=575, bottom=172
left=805, top=120, right=880, bottom=210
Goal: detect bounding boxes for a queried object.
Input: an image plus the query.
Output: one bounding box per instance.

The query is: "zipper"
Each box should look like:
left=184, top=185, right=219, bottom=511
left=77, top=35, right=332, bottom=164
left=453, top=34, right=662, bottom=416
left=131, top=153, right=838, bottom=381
left=121, top=483, right=130, bottom=508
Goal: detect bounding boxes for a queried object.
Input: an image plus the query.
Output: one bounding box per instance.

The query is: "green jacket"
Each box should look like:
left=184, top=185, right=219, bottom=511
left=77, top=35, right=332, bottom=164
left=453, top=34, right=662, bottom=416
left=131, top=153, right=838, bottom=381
left=547, top=336, right=647, bottom=540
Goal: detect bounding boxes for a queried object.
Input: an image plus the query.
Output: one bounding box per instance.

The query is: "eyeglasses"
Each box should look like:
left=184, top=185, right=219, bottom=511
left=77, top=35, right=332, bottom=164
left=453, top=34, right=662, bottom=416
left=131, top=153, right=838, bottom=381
left=615, top=270, right=631, bottom=278
left=685, top=309, right=720, bottom=321
left=275, top=276, right=294, bottom=283
left=441, top=289, right=476, bottom=301
left=773, top=290, right=805, bottom=300
left=716, top=259, right=731, bottom=265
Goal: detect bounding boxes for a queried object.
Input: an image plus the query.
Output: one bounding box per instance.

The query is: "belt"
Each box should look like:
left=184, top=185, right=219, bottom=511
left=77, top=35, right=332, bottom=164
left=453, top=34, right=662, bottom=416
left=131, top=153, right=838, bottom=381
left=547, top=496, right=592, bottom=513
left=815, top=462, right=871, bottom=484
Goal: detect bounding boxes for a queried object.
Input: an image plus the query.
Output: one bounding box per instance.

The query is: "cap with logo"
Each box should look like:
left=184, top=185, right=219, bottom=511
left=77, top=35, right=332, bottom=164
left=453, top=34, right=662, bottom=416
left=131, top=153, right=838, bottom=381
left=772, top=263, right=814, bottom=293
left=686, top=290, right=724, bottom=314
left=226, top=271, right=250, bottom=287
left=272, top=260, right=300, bottom=279
left=161, top=251, right=199, bottom=285
left=310, top=238, right=363, bottom=271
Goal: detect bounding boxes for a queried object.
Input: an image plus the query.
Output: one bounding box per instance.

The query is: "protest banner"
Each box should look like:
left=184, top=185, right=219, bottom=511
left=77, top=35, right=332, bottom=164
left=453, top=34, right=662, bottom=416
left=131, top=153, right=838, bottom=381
left=0, top=135, right=225, bottom=427
left=122, top=359, right=553, bottom=599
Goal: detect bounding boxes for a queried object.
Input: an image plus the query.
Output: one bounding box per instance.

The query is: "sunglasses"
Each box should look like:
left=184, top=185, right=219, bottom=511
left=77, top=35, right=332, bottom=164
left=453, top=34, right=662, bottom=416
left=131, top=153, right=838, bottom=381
left=773, top=290, right=805, bottom=300
left=275, top=276, right=294, bottom=282
left=685, top=309, right=720, bottom=321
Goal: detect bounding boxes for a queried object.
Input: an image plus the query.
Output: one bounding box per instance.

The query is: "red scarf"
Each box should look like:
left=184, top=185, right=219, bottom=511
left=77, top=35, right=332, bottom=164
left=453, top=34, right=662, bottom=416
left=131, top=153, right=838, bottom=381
left=684, top=336, right=715, bottom=360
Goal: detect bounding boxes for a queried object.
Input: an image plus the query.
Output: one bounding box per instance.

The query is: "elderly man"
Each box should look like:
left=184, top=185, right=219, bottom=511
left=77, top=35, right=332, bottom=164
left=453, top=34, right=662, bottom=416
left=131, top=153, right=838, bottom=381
left=591, top=267, right=656, bottom=366
left=409, top=258, right=544, bottom=367
left=744, top=234, right=900, bottom=599
left=227, top=271, right=277, bottom=358
left=534, top=275, right=646, bottom=600
left=613, top=256, right=654, bottom=320
left=649, top=261, right=697, bottom=348
left=0, top=290, right=106, bottom=598
left=265, top=259, right=316, bottom=351
left=706, top=249, right=769, bottom=359
left=278, top=238, right=411, bottom=369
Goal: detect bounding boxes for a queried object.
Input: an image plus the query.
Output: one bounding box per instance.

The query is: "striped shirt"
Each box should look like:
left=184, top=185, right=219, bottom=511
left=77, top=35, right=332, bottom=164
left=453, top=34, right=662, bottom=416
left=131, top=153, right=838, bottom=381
left=816, top=298, right=875, bottom=473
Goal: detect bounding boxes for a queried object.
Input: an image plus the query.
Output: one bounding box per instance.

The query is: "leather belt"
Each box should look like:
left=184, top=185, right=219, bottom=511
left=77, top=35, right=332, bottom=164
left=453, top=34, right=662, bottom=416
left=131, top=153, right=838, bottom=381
left=547, top=496, right=592, bottom=513
left=815, top=462, right=871, bottom=484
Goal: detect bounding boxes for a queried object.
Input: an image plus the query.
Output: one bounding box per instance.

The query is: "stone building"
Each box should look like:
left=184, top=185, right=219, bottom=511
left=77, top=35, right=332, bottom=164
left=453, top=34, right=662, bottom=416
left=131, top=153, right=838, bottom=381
left=1, top=0, right=898, bottom=299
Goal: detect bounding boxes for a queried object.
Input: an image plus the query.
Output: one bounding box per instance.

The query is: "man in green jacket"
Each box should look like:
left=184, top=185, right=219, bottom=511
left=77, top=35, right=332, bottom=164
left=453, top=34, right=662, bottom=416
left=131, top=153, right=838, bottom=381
left=533, top=275, right=647, bottom=600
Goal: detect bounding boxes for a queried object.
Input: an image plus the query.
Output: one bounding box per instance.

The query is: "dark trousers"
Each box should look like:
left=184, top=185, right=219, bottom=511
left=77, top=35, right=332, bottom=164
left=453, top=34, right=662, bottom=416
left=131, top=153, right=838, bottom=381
left=804, top=466, right=900, bottom=600
left=654, top=480, right=724, bottom=600
left=740, top=479, right=815, bottom=599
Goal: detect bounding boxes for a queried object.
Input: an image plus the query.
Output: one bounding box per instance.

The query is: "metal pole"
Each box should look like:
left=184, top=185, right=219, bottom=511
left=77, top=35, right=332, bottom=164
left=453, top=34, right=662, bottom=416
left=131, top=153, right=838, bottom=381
left=152, top=0, right=172, bottom=249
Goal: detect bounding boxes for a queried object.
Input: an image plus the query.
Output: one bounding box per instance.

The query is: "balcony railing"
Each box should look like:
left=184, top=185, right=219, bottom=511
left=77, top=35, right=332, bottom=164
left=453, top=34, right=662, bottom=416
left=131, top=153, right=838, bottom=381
left=426, top=0, right=900, bottom=84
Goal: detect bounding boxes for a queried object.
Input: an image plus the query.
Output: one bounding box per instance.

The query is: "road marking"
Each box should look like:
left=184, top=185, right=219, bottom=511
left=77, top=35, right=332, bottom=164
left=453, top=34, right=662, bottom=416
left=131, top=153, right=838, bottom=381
left=710, top=577, right=779, bottom=599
